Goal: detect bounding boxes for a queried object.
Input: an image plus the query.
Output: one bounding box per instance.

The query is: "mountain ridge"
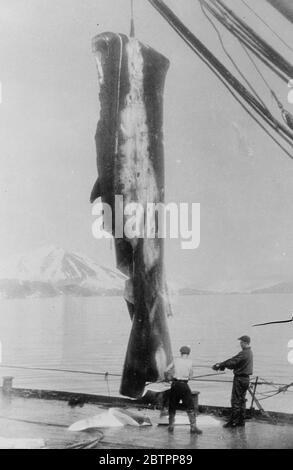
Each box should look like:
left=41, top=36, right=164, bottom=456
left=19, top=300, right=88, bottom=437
left=0, top=246, right=126, bottom=299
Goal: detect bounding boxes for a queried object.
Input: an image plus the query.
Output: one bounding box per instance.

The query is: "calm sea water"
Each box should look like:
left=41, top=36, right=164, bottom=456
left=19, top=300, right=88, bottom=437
left=0, top=294, right=293, bottom=413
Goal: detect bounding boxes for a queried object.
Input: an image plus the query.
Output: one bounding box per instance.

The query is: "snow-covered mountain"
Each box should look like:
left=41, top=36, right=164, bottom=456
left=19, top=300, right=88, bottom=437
left=251, top=281, right=293, bottom=294
left=0, top=246, right=126, bottom=298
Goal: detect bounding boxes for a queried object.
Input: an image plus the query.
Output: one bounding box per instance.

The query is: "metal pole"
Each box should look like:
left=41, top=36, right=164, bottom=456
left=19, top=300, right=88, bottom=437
left=247, top=384, right=275, bottom=422
left=250, top=375, right=259, bottom=409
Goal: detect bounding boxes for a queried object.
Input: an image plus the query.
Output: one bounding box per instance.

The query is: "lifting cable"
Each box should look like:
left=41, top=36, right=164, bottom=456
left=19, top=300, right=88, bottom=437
left=147, top=0, right=293, bottom=160
left=210, top=0, right=293, bottom=78
left=0, top=363, right=122, bottom=377
left=239, top=0, right=293, bottom=55
left=204, top=2, right=289, bottom=84
left=199, top=0, right=266, bottom=108
left=203, top=0, right=293, bottom=130
left=2, top=364, right=293, bottom=393
left=240, top=45, right=293, bottom=131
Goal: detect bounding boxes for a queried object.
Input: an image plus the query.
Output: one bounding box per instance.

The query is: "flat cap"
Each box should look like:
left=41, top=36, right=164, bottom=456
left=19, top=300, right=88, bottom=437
left=238, top=335, right=251, bottom=344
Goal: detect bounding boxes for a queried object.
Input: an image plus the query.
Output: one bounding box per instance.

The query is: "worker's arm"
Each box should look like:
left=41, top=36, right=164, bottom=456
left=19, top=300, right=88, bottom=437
left=164, top=361, right=174, bottom=381
left=165, top=361, right=174, bottom=372
left=219, top=351, right=245, bottom=370
left=189, top=364, right=193, bottom=380
left=212, top=363, right=225, bottom=371
left=212, top=351, right=244, bottom=371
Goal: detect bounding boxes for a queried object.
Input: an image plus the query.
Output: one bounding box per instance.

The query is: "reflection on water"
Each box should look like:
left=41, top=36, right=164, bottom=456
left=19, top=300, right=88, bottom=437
left=0, top=294, right=293, bottom=412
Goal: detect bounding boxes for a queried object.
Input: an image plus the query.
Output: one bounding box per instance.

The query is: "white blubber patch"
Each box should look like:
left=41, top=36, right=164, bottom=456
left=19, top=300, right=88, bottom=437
left=93, top=51, right=105, bottom=124
left=95, top=52, right=104, bottom=86
left=68, top=408, right=151, bottom=431
left=155, top=345, right=168, bottom=379
left=120, top=38, right=160, bottom=269
left=143, top=239, right=160, bottom=270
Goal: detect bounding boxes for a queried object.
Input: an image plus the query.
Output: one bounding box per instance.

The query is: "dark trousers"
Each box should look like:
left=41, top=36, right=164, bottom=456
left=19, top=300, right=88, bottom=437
left=169, top=380, right=194, bottom=416
left=231, top=376, right=250, bottom=421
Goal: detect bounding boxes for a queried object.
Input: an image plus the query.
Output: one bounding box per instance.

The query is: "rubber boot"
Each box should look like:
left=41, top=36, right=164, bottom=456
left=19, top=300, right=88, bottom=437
left=223, top=420, right=237, bottom=428
left=187, top=411, right=202, bottom=435
left=234, top=409, right=245, bottom=427
left=168, top=413, right=175, bottom=433
left=223, top=410, right=238, bottom=428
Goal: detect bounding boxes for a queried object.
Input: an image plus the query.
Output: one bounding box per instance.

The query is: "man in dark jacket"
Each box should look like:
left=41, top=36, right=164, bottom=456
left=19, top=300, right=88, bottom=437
left=212, top=335, right=253, bottom=428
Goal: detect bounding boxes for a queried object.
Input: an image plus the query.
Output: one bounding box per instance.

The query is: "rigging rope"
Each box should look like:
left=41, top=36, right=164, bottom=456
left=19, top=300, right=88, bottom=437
left=199, top=0, right=267, bottom=107
left=239, top=0, right=293, bottom=55
left=200, top=0, right=293, bottom=131
left=64, top=436, right=104, bottom=449
left=210, top=0, right=293, bottom=77
left=257, top=382, right=293, bottom=401
left=251, top=377, right=293, bottom=401
left=241, top=46, right=293, bottom=131
left=147, top=0, right=293, bottom=160
left=239, top=41, right=277, bottom=95
left=0, top=363, right=122, bottom=377
left=2, top=363, right=292, bottom=390
left=205, top=2, right=289, bottom=83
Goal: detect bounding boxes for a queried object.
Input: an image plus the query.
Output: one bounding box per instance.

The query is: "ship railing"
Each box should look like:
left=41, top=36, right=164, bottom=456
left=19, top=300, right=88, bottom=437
left=0, top=364, right=292, bottom=418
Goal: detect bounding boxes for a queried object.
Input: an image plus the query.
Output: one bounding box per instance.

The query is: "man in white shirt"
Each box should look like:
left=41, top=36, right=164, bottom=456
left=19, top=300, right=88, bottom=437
left=165, top=346, right=202, bottom=434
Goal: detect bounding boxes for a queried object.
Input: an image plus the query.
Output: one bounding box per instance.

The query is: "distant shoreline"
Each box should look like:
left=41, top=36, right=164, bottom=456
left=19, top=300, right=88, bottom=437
left=1, top=290, right=293, bottom=300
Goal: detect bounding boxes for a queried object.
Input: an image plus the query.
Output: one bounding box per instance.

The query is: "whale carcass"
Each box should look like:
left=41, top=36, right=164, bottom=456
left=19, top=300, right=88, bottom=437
left=91, top=32, right=173, bottom=398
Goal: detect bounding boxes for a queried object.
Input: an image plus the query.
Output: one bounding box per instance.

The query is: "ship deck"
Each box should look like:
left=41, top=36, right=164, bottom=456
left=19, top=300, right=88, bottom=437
left=0, top=391, right=293, bottom=449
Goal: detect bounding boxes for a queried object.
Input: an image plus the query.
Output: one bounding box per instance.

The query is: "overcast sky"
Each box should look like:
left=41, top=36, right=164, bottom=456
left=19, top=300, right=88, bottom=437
left=1, top=0, right=293, bottom=290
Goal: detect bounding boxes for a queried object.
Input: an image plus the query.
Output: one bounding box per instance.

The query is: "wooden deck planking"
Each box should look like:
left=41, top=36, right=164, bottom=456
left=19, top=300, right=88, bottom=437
left=0, top=394, right=293, bottom=449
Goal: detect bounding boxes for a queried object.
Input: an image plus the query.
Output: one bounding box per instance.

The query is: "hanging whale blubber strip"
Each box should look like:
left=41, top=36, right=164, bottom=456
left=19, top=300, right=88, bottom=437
left=91, top=31, right=173, bottom=398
